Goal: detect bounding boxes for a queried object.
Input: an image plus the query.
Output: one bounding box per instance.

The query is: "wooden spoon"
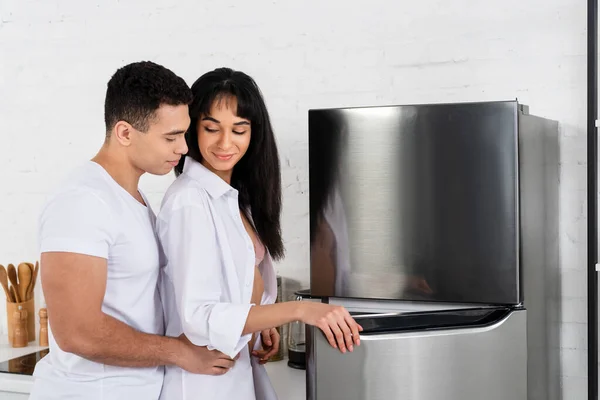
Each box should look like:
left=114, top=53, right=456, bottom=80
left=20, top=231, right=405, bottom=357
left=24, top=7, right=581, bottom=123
left=0, top=264, right=13, bottom=302
left=25, top=262, right=34, bottom=300
left=9, top=286, right=18, bottom=304
left=17, top=263, right=32, bottom=303
left=27, top=262, right=38, bottom=301
left=7, top=264, right=21, bottom=303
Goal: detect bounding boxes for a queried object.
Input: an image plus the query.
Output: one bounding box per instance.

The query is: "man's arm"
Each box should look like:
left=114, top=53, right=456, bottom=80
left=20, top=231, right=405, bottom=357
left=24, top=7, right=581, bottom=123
left=41, top=251, right=235, bottom=373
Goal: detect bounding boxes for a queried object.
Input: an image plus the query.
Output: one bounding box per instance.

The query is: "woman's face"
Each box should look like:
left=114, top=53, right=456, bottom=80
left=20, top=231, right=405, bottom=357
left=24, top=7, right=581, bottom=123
left=197, top=96, right=251, bottom=179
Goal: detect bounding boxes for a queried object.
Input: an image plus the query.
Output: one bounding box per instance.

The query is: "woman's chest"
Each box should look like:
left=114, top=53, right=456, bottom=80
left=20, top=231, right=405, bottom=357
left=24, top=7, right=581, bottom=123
left=210, top=198, right=277, bottom=305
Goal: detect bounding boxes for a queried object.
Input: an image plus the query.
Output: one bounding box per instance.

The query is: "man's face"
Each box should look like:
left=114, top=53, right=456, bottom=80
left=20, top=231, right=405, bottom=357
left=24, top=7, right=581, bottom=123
left=129, top=104, right=190, bottom=175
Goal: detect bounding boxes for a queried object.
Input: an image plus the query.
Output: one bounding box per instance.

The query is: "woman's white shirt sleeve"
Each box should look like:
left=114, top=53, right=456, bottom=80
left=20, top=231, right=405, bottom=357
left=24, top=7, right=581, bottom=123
left=157, top=189, right=252, bottom=359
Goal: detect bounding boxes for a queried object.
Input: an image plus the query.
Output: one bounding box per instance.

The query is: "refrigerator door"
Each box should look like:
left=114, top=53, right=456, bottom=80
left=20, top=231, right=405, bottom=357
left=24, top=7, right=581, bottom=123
left=307, top=308, right=527, bottom=400
left=309, top=101, right=521, bottom=304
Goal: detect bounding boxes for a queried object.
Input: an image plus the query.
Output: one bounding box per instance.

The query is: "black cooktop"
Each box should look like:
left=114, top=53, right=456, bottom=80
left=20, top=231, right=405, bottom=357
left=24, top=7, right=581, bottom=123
left=0, top=350, right=48, bottom=376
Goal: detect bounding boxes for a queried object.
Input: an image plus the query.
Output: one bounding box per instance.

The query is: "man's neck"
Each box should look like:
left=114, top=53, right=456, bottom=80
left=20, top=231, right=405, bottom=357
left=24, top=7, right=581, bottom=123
left=91, top=146, right=144, bottom=200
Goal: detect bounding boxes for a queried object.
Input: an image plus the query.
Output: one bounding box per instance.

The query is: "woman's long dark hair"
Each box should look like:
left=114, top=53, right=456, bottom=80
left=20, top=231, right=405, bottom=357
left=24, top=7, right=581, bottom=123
left=175, top=68, right=284, bottom=261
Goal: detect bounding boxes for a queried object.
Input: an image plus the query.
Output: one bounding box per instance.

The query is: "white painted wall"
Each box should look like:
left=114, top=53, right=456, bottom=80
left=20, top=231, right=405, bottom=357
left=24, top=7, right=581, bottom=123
left=0, top=0, right=587, bottom=397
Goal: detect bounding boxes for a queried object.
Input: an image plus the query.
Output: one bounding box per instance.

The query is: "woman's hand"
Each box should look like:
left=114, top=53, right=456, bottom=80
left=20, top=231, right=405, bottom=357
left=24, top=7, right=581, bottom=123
left=299, top=303, right=363, bottom=353
left=251, top=327, right=280, bottom=364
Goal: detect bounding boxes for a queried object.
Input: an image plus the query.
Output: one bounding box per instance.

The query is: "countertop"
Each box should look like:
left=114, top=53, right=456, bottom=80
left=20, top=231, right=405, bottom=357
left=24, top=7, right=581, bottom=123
left=0, top=339, right=306, bottom=399
left=0, top=337, right=48, bottom=394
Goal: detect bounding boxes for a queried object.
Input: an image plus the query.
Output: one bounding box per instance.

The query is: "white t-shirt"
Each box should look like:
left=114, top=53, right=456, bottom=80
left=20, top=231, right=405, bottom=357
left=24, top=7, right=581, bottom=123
left=29, top=161, right=164, bottom=400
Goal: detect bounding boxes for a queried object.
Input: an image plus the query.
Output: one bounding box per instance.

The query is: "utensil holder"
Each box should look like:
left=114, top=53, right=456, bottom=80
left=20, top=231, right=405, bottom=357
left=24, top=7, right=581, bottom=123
left=7, top=298, right=35, bottom=345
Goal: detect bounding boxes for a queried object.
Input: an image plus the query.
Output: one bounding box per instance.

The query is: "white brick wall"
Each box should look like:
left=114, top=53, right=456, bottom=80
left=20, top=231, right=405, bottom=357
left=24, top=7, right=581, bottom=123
left=0, top=0, right=588, bottom=397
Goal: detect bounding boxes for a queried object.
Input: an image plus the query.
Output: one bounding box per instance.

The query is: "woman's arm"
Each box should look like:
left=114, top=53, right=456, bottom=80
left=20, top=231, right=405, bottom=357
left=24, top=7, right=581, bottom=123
left=243, top=301, right=362, bottom=353
left=159, top=189, right=362, bottom=357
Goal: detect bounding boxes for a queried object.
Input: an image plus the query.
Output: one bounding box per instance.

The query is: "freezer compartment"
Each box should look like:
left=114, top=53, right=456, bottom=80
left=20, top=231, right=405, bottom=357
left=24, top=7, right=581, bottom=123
left=307, top=308, right=526, bottom=400
left=309, top=101, right=523, bottom=304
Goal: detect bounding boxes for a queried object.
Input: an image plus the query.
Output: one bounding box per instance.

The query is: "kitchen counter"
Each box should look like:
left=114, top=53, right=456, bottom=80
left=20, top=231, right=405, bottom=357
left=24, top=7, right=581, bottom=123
left=0, top=338, right=306, bottom=400
left=0, top=337, right=48, bottom=399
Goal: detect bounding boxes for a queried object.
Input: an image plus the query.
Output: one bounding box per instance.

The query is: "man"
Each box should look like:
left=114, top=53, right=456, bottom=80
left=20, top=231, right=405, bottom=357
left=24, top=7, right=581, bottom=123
left=30, top=61, right=236, bottom=400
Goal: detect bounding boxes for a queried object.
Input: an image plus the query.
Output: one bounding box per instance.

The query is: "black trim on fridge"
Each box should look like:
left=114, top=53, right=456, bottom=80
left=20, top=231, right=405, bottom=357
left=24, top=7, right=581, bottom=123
left=589, top=1, right=598, bottom=399
left=354, top=307, right=514, bottom=335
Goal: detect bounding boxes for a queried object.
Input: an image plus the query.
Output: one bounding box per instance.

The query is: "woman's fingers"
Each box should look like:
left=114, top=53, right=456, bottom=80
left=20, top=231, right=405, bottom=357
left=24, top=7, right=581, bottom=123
left=331, top=312, right=357, bottom=352
left=260, top=329, right=272, bottom=347
left=326, top=311, right=350, bottom=353
left=338, top=319, right=355, bottom=351
left=331, top=322, right=347, bottom=353
left=319, top=322, right=338, bottom=350
left=307, top=303, right=363, bottom=353
left=264, top=333, right=280, bottom=360
left=344, top=313, right=361, bottom=346
left=253, top=346, right=277, bottom=361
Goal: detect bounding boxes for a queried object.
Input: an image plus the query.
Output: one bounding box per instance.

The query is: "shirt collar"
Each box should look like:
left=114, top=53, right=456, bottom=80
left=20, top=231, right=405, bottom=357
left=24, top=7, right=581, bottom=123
left=182, top=156, right=234, bottom=199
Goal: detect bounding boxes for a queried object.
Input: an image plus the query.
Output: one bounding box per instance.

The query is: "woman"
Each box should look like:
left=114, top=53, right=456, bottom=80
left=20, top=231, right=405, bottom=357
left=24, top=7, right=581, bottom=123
left=157, top=68, right=362, bottom=400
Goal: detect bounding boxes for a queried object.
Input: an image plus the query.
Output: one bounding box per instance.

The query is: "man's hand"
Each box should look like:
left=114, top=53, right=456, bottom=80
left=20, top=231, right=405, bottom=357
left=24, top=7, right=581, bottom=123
left=176, top=334, right=238, bottom=375
left=251, top=327, right=279, bottom=364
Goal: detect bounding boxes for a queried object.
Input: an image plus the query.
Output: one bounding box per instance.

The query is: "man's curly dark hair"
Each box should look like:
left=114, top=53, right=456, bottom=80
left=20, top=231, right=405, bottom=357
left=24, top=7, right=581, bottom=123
left=104, top=61, right=192, bottom=137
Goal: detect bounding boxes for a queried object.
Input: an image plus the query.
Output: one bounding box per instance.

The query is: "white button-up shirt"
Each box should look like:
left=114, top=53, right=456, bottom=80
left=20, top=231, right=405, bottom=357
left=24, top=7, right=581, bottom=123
left=157, top=157, right=278, bottom=400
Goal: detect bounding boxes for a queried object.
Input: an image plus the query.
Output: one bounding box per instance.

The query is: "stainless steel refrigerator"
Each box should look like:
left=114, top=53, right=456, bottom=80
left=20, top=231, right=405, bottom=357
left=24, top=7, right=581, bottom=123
left=306, top=100, right=560, bottom=400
